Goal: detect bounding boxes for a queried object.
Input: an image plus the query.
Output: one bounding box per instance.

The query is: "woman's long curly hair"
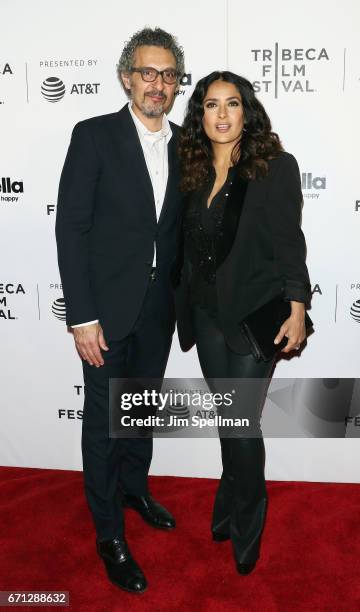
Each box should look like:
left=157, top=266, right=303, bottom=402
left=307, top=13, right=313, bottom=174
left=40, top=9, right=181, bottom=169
left=178, top=71, right=283, bottom=191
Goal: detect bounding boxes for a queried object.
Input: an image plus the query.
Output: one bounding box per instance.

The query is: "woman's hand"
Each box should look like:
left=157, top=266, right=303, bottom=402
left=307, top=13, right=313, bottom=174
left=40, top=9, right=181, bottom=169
left=274, top=301, right=306, bottom=353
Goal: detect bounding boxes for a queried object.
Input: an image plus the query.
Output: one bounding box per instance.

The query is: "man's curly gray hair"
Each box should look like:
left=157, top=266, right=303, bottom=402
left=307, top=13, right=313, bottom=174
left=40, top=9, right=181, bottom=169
left=117, top=26, right=185, bottom=85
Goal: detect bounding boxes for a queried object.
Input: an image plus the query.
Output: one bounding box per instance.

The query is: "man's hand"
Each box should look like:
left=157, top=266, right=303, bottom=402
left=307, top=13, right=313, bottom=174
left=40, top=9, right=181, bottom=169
left=73, top=322, right=109, bottom=367
left=274, top=301, right=306, bottom=354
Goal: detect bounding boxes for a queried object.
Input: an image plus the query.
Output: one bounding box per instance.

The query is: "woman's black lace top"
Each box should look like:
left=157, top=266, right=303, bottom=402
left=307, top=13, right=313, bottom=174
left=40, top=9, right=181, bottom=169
left=183, top=166, right=235, bottom=316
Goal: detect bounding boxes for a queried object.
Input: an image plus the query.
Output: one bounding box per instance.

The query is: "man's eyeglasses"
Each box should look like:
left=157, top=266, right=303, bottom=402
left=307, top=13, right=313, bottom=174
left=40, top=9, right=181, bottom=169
left=130, top=67, right=180, bottom=85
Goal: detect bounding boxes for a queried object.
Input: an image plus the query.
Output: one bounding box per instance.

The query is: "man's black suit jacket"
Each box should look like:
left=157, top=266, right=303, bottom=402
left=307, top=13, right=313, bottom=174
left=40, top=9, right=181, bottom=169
left=172, top=152, right=312, bottom=352
left=56, top=104, right=182, bottom=340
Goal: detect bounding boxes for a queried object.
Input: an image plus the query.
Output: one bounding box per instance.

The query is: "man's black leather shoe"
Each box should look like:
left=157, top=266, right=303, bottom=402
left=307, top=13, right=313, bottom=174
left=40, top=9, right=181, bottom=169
left=236, top=561, right=257, bottom=575
left=123, top=494, right=176, bottom=530
left=97, top=537, right=147, bottom=593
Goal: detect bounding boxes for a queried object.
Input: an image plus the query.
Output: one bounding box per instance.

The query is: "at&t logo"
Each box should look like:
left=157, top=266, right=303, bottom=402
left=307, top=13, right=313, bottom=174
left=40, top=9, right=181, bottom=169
left=52, top=297, right=66, bottom=320
left=41, top=76, right=100, bottom=102
left=350, top=300, right=360, bottom=323
left=41, top=77, right=65, bottom=102
left=349, top=285, right=360, bottom=324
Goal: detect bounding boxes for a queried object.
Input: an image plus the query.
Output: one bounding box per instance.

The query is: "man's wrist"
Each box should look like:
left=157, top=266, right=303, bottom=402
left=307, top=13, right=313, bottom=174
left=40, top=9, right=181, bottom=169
left=71, top=319, right=99, bottom=328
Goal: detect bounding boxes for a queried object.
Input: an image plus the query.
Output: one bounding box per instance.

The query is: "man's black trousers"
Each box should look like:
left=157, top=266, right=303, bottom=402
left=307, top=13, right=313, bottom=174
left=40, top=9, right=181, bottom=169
left=81, top=275, right=174, bottom=541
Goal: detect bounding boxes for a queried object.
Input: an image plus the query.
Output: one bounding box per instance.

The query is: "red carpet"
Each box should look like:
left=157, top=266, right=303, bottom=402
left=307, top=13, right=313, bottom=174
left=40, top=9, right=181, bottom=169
left=1, top=467, right=360, bottom=611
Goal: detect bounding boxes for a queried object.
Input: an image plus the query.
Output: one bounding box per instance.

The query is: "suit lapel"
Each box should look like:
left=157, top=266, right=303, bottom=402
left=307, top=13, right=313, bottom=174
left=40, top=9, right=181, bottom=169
left=215, top=173, right=249, bottom=268
left=158, top=134, right=178, bottom=225
left=115, top=105, right=157, bottom=221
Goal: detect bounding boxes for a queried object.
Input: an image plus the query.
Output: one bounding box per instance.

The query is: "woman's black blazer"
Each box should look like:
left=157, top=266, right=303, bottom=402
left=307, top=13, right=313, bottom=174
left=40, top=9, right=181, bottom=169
left=172, top=151, right=312, bottom=352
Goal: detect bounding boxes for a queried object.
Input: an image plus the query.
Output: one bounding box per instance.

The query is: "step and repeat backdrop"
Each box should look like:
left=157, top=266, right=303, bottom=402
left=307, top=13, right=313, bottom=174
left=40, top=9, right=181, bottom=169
left=1, top=0, right=359, bottom=481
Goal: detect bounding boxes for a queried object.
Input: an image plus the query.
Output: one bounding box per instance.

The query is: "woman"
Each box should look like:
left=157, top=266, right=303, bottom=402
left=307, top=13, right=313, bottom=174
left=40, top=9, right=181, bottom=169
left=173, top=71, right=312, bottom=575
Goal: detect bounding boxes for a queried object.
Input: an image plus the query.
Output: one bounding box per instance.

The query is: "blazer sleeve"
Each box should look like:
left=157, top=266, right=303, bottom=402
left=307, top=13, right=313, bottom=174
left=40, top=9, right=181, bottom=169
left=268, top=153, right=312, bottom=305
left=55, top=121, right=100, bottom=326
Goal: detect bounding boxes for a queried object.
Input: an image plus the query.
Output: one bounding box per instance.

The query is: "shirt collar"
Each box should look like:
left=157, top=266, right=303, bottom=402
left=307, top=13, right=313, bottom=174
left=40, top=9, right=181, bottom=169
left=128, top=102, right=172, bottom=143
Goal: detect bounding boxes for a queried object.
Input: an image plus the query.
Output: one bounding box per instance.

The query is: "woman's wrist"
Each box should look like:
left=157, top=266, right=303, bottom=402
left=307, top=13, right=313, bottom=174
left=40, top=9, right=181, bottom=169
left=289, top=300, right=305, bottom=317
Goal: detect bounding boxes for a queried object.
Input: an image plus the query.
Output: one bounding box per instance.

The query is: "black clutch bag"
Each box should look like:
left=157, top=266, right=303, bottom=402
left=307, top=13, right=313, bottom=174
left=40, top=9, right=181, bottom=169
left=240, top=295, right=313, bottom=362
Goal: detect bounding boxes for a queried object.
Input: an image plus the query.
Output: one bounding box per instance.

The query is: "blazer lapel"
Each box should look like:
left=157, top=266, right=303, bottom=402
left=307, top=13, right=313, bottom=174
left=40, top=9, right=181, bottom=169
left=115, top=105, right=157, bottom=221
left=158, top=134, right=178, bottom=225
left=215, top=174, right=249, bottom=268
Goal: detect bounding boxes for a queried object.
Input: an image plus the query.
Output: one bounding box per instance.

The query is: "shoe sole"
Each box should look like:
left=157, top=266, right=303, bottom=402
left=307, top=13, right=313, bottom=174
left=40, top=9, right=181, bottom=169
left=108, top=576, right=147, bottom=594
left=237, top=565, right=256, bottom=576
left=141, top=517, right=176, bottom=530
left=212, top=533, right=230, bottom=542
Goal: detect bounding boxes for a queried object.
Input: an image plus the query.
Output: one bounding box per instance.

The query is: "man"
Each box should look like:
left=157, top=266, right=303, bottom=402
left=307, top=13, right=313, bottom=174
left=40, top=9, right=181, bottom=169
left=55, top=27, right=185, bottom=594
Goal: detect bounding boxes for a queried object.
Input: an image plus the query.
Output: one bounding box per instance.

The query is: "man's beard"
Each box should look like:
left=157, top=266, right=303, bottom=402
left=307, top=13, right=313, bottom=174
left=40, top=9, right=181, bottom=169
left=140, top=91, right=167, bottom=117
